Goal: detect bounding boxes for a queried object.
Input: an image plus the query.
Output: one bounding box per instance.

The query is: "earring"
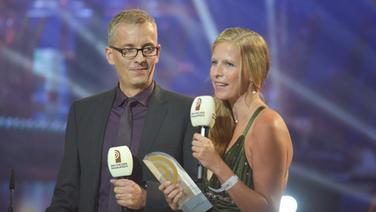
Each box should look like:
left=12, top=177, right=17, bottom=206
left=250, top=81, right=257, bottom=94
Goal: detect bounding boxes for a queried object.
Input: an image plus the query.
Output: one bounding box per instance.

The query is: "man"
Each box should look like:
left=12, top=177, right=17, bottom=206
left=46, top=9, right=197, bottom=212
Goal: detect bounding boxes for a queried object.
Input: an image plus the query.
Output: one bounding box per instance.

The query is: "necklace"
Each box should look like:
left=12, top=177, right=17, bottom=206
left=233, top=94, right=261, bottom=125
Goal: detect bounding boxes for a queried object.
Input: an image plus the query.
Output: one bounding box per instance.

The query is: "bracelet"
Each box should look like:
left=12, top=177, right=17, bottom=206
left=208, top=175, right=239, bottom=193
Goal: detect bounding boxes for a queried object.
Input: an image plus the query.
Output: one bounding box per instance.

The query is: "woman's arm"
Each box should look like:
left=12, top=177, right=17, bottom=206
left=229, top=109, right=292, bottom=211
left=193, top=109, right=293, bottom=211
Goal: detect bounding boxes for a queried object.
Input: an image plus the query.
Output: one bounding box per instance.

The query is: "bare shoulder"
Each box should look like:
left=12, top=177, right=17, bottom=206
left=253, top=107, right=289, bottom=133
left=245, top=107, right=293, bottom=158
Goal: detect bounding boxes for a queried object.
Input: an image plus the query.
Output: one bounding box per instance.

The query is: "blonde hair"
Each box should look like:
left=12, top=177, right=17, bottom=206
left=210, top=98, right=235, bottom=156
left=107, top=9, right=157, bottom=45
left=210, top=27, right=270, bottom=155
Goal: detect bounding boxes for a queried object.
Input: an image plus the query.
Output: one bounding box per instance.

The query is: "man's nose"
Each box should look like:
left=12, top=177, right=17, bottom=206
left=133, top=49, right=146, bottom=62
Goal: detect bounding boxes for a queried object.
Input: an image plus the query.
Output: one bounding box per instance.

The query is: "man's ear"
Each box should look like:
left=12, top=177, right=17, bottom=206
left=154, top=44, right=161, bottom=64
left=105, top=47, right=115, bottom=65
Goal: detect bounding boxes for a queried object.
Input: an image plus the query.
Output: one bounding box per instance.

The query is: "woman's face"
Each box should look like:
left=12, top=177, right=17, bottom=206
left=210, top=41, right=243, bottom=104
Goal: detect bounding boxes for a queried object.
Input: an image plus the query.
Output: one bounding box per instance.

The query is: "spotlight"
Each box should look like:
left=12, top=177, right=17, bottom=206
left=279, top=195, right=298, bottom=212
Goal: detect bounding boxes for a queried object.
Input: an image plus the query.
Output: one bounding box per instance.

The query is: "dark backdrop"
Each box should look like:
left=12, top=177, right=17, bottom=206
left=1, top=0, right=375, bottom=211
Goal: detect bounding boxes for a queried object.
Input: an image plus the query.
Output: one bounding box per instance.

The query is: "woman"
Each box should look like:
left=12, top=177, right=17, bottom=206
left=160, top=27, right=293, bottom=211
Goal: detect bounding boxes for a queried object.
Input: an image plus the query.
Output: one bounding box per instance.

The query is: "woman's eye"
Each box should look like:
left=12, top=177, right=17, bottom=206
left=225, top=62, right=234, bottom=67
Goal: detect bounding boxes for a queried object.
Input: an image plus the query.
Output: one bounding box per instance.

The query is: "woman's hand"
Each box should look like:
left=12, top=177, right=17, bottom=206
left=158, top=181, right=183, bottom=210
left=192, top=133, right=223, bottom=171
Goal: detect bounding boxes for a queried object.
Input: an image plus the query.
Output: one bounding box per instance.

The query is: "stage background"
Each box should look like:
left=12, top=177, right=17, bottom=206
left=0, top=0, right=375, bottom=211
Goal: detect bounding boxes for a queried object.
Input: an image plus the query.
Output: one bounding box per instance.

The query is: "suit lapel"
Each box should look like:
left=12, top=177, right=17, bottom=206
left=138, top=85, right=168, bottom=158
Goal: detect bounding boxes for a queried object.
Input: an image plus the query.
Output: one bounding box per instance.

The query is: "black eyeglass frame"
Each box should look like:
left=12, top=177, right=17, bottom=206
left=109, top=45, right=160, bottom=59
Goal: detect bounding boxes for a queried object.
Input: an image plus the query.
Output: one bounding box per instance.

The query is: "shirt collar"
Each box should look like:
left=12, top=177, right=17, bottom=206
left=114, top=81, right=155, bottom=107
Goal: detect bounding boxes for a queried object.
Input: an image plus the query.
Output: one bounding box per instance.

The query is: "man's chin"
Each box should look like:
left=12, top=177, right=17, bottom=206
left=132, top=78, right=153, bottom=88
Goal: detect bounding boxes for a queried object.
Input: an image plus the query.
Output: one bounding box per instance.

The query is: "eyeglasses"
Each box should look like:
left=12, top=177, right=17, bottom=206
left=110, top=45, right=160, bottom=59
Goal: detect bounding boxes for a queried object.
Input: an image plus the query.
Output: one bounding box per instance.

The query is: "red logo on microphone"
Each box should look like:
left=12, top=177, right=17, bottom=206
left=115, top=150, right=121, bottom=163
left=195, top=98, right=202, bottom=111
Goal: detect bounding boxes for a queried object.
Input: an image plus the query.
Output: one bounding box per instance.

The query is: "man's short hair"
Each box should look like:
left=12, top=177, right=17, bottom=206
left=108, top=9, right=157, bottom=44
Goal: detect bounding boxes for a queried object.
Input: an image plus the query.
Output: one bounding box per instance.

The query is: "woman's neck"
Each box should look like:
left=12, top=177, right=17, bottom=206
left=231, top=92, right=263, bottom=124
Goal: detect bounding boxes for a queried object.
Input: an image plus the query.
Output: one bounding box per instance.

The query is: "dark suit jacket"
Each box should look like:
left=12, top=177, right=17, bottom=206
left=46, top=85, right=198, bottom=212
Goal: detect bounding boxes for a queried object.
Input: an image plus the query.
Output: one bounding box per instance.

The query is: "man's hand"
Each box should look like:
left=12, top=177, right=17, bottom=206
left=110, top=179, right=147, bottom=209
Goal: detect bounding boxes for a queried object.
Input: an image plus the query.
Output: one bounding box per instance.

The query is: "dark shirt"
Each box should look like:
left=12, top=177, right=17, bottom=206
left=98, top=82, right=155, bottom=212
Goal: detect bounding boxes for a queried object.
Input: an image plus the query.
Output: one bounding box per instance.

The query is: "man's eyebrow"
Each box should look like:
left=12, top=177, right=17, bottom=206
left=121, top=44, right=135, bottom=48
left=118, top=43, right=155, bottom=48
left=142, top=42, right=155, bottom=47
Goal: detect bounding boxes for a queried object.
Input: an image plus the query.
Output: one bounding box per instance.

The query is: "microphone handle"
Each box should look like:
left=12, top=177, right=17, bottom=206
left=198, top=126, right=209, bottom=181
left=198, top=164, right=203, bottom=181
left=200, top=126, right=209, bottom=137
left=8, top=189, right=13, bottom=212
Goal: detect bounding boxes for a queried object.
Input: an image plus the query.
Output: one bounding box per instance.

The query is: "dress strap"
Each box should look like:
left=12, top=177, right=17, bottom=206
left=242, top=106, right=266, bottom=136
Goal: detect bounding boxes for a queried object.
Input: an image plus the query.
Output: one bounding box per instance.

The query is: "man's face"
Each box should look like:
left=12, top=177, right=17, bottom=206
left=105, top=22, right=160, bottom=96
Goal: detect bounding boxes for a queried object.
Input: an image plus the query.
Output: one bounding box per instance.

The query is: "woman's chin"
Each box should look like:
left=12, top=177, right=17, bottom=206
left=214, top=93, right=229, bottom=101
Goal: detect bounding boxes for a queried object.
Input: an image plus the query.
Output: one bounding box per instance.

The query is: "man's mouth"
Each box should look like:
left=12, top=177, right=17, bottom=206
left=130, top=66, right=148, bottom=71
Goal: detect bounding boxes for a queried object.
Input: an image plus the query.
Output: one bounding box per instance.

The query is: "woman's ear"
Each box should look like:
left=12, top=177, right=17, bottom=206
left=249, top=80, right=257, bottom=94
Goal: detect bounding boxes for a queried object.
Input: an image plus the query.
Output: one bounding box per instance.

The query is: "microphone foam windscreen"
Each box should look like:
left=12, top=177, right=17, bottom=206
left=107, top=146, right=133, bottom=177
left=190, top=96, right=216, bottom=128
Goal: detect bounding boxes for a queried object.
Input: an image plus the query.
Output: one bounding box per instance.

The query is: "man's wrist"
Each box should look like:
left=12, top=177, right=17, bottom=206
left=128, top=188, right=147, bottom=211
left=141, top=187, right=147, bottom=208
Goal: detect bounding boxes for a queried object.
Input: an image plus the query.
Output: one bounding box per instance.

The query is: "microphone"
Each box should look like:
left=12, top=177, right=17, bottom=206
left=8, top=169, right=15, bottom=212
left=190, top=96, right=216, bottom=180
left=108, top=145, right=144, bottom=190
left=107, top=146, right=133, bottom=178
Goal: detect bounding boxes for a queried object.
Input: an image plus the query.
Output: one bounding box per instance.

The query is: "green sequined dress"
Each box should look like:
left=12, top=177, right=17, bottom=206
left=203, top=106, right=265, bottom=211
